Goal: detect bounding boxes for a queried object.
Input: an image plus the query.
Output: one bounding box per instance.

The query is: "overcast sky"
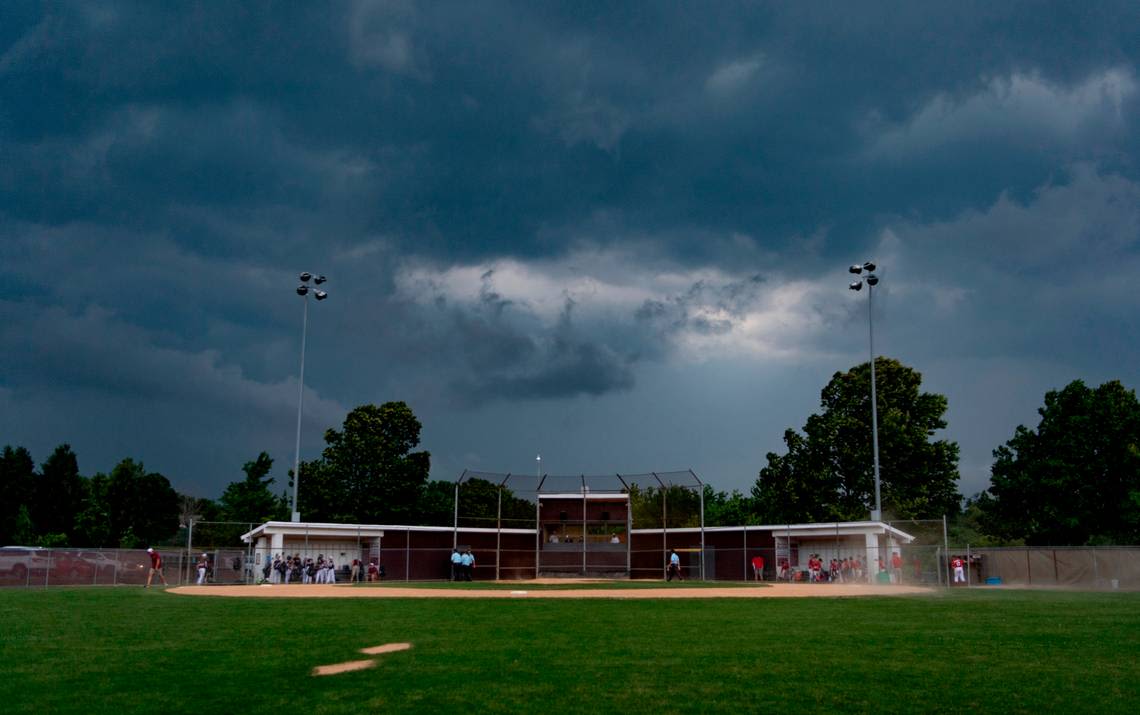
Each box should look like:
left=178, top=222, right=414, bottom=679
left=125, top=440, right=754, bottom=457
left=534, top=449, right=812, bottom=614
left=1, top=2, right=1138, bottom=502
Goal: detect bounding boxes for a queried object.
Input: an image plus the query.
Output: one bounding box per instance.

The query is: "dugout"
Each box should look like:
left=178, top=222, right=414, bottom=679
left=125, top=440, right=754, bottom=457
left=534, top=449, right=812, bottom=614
left=630, top=521, right=915, bottom=581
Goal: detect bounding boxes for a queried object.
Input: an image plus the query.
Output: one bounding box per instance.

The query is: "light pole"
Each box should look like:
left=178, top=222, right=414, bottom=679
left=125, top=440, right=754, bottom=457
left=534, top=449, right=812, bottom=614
left=536, top=454, right=542, bottom=479
left=848, top=261, right=882, bottom=523
left=291, top=272, right=328, bottom=523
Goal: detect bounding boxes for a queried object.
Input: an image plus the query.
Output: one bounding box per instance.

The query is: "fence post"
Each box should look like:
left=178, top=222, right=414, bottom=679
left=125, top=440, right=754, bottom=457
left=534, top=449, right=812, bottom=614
left=698, top=484, right=705, bottom=581
left=186, top=519, right=194, bottom=585
left=966, top=543, right=971, bottom=587
left=941, top=514, right=949, bottom=589
left=496, top=486, right=502, bottom=581
left=45, top=549, right=52, bottom=588
left=581, top=477, right=587, bottom=576
left=743, top=527, right=748, bottom=581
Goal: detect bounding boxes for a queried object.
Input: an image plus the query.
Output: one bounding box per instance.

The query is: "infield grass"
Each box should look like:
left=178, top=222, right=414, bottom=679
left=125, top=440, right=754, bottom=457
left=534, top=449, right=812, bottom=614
left=3, top=586, right=1138, bottom=714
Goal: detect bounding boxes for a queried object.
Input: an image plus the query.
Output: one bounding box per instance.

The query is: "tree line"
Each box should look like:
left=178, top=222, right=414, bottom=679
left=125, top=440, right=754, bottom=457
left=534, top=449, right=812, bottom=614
left=0, top=401, right=532, bottom=548
left=4, top=368, right=1139, bottom=549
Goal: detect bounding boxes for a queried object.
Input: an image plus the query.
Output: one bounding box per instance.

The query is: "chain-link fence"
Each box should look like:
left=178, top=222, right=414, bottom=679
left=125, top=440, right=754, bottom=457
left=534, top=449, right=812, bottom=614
left=454, top=470, right=705, bottom=579
left=947, top=546, right=1140, bottom=589
left=623, top=520, right=945, bottom=585
left=7, top=525, right=1138, bottom=590
left=183, top=521, right=260, bottom=585
left=0, top=547, right=187, bottom=588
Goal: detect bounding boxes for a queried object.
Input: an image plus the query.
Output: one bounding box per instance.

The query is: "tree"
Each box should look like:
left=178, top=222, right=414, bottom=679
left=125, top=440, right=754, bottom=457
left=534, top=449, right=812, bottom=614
left=219, top=452, right=287, bottom=524
left=981, top=380, right=1140, bottom=545
left=32, top=444, right=86, bottom=545
left=703, top=487, right=757, bottom=527
left=753, top=357, right=961, bottom=523
left=74, top=472, right=112, bottom=547
left=105, top=459, right=180, bottom=546
left=417, top=480, right=456, bottom=526
left=455, top=477, right=534, bottom=529
left=0, top=445, right=36, bottom=544
left=629, top=484, right=702, bottom=528
left=297, top=402, right=432, bottom=524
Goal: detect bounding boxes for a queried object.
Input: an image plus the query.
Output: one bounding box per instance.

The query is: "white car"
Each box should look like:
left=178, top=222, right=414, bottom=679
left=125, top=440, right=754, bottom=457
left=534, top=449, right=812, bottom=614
left=0, top=546, right=52, bottom=582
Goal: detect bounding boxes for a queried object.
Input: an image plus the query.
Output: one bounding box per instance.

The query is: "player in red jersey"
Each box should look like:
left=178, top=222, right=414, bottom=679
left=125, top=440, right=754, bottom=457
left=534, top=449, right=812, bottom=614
left=145, top=548, right=168, bottom=588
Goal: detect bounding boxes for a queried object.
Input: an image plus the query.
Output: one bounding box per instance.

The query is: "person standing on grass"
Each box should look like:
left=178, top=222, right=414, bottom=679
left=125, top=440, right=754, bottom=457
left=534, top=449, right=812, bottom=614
left=466, top=550, right=476, bottom=581
left=196, top=553, right=209, bottom=585
left=145, top=548, right=167, bottom=588
left=667, top=550, right=683, bottom=581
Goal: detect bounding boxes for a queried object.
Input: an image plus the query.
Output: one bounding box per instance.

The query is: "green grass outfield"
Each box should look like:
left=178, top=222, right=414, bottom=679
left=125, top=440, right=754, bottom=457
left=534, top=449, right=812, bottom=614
left=3, top=585, right=1139, bottom=714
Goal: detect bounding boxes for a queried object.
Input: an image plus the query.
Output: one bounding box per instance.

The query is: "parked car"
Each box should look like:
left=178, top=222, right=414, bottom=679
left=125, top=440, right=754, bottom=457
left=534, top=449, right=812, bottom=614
left=0, top=546, right=52, bottom=582
left=48, top=551, right=121, bottom=583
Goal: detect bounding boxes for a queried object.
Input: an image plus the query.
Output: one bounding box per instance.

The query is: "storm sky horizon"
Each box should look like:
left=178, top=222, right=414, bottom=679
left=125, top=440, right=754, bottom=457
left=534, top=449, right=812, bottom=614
left=1, top=2, right=1138, bottom=503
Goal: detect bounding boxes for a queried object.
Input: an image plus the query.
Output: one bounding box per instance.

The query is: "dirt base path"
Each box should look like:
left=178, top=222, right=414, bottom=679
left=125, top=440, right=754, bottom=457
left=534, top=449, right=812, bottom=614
left=169, top=582, right=931, bottom=599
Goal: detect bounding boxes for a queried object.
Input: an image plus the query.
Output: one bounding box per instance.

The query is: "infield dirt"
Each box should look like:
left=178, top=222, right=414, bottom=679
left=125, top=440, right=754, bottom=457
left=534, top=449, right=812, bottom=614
left=170, top=581, right=931, bottom=599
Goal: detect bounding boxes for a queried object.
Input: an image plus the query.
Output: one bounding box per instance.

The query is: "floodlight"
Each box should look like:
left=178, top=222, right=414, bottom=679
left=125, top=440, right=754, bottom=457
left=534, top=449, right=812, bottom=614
left=849, top=265, right=863, bottom=274
left=296, top=285, right=309, bottom=296
left=866, top=275, right=879, bottom=286
left=863, top=261, right=876, bottom=272
left=299, top=272, right=312, bottom=282
left=849, top=281, right=863, bottom=291
left=314, top=290, right=328, bottom=300
left=314, top=275, right=327, bottom=285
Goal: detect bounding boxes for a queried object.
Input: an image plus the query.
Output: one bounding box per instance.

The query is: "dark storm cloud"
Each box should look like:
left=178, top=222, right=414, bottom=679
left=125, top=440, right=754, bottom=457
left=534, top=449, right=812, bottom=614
left=393, top=274, right=637, bottom=404
left=1, top=1, right=1137, bottom=495
left=6, top=2, right=1135, bottom=260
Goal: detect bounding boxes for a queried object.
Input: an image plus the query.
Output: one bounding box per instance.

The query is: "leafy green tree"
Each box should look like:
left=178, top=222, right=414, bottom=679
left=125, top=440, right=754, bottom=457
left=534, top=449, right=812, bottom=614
left=629, top=484, right=702, bottom=528
left=949, top=493, right=1014, bottom=547
left=703, top=487, right=757, bottom=527
left=32, top=444, right=86, bottom=545
left=179, top=493, right=221, bottom=527
left=293, top=456, right=347, bottom=522
left=0, top=445, right=36, bottom=544
left=417, top=480, right=456, bottom=526
left=105, top=458, right=180, bottom=546
left=753, top=358, right=961, bottom=523
left=455, top=477, right=534, bottom=529
left=297, top=402, right=432, bottom=523
left=981, top=380, right=1140, bottom=545
left=219, top=452, right=287, bottom=524
left=74, top=473, right=112, bottom=547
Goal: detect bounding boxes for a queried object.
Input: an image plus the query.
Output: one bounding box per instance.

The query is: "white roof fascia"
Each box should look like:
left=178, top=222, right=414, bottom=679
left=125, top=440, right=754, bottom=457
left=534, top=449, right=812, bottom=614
left=539, top=493, right=629, bottom=500
left=241, top=522, right=538, bottom=543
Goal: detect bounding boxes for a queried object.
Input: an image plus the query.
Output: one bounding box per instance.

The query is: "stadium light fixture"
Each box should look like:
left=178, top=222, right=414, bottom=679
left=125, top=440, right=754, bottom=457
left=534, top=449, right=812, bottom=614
left=291, top=271, right=329, bottom=523
left=848, top=261, right=882, bottom=523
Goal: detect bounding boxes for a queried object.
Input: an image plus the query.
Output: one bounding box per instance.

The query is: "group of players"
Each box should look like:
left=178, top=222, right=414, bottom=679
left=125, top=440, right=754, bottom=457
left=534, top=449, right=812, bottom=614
left=264, top=553, right=341, bottom=584
left=779, top=554, right=867, bottom=583
left=449, top=547, right=476, bottom=581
